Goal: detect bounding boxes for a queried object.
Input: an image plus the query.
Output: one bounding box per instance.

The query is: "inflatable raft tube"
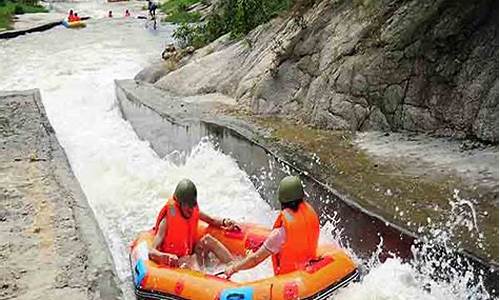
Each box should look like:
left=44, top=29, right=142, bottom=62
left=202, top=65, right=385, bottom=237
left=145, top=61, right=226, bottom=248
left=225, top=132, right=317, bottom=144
left=62, top=20, right=86, bottom=28
left=129, top=222, right=358, bottom=300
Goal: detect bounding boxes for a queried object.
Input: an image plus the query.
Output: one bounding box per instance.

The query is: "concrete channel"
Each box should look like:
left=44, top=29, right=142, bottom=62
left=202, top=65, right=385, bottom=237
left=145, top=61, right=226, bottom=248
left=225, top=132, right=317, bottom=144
left=115, top=79, right=499, bottom=296
left=0, top=17, right=90, bottom=39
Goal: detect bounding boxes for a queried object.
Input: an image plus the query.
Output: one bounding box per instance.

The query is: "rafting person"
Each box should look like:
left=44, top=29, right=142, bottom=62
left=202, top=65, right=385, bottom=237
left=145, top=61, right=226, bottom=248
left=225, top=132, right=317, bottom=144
left=223, top=176, right=320, bottom=278
left=73, top=12, right=81, bottom=21
left=125, top=9, right=130, bottom=17
left=67, top=10, right=75, bottom=22
left=149, top=179, right=240, bottom=269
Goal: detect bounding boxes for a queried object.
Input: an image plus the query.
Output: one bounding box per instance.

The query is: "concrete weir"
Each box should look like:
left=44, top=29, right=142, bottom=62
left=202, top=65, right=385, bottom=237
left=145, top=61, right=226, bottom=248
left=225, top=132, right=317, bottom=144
left=0, top=90, right=121, bottom=299
left=115, top=79, right=498, bottom=294
left=115, top=80, right=498, bottom=294
left=0, top=17, right=90, bottom=39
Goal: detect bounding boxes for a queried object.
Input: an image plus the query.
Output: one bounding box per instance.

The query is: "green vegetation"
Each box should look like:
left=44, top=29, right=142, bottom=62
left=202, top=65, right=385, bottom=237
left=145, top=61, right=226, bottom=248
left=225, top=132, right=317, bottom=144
left=0, top=0, right=47, bottom=30
left=172, top=0, right=294, bottom=49
left=167, top=10, right=201, bottom=23
left=161, top=0, right=202, bottom=23
left=172, top=22, right=205, bottom=48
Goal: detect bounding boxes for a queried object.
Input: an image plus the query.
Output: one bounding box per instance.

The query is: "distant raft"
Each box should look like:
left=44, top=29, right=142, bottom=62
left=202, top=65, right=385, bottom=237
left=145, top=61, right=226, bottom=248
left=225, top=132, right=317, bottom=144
left=62, top=20, right=86, bottom=29
left=130, top=222, right=359, bottom=300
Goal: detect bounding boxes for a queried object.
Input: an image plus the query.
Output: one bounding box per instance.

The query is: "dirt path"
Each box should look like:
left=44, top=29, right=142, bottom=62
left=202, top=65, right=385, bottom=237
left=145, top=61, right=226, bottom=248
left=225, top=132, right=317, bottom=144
left=0, top=90, right=121, bottom=299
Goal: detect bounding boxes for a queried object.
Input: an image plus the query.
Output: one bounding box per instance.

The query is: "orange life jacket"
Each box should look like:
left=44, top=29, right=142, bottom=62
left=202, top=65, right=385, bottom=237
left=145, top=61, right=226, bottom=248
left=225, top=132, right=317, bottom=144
left=153, top=196, right=199, bottom=257
left=68, top=15, right=75, bottom=22
left=271, top=201, right=319, bottom=275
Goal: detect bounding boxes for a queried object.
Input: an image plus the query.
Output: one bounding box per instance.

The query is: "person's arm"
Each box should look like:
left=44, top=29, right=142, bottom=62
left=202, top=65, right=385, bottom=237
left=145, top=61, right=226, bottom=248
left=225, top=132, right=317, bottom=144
left=224, top=246, right=272, bottom=278
left=148, top=218, right=179, bottom=265
left=199, top=211, right=240, bottom=231
left=224, top=227, right=284, bottom=278
left=199, top=211, right=223, bottom=227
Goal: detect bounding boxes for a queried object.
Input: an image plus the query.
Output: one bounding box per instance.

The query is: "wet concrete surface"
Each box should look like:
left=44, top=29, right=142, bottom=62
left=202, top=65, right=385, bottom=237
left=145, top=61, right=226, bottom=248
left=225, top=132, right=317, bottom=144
left=0, top=90, right=121, bottom=299
left=115, top=79, right=499, bottom=295
left=355, top=132, right=498, bottom=190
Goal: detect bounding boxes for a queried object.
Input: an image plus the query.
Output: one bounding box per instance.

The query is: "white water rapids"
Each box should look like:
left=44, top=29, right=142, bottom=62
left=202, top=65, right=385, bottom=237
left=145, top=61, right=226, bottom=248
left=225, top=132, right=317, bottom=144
left=0, top=7, right=494, bottom=300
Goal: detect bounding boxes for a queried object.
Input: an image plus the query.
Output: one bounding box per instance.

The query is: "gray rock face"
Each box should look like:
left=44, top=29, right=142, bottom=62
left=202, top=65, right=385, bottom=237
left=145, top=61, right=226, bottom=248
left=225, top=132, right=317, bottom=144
left=154, top=0, right=499, bottom=143
left=474, top=81, right=499, bottom=143
left=134, top=62, right=171, bottom=84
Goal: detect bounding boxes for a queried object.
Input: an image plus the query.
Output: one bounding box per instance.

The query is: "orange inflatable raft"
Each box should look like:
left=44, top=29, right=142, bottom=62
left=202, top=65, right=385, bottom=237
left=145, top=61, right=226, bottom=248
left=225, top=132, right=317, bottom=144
left=129, top=222, right=358, bottom=300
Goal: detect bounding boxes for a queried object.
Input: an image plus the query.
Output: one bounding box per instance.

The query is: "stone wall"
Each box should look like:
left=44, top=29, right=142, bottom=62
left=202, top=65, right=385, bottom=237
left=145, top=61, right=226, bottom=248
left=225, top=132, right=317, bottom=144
left=155, top=0, right=499, bottom=143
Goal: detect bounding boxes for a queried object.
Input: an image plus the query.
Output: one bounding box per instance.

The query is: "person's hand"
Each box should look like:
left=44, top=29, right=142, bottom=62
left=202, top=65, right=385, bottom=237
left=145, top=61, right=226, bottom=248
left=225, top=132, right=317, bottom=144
left=224, top=264, right=237, bottom=279
left=149, top=251, right=179, bottom=266
left=222, top=218, right=241, bottom=232
left=161, top=253, right=179, bottom=266
left=177, top=255, right=195, bottom=269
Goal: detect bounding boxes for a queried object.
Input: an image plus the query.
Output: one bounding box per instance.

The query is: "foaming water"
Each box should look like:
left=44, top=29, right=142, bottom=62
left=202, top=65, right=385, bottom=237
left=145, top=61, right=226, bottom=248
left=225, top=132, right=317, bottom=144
left=48, top=0, right=150, bottom=20
left=0, top=16, right=277, bottom=293
left=326, top=191, right=495, bottom=300
left=0, top=10, right=495, bottom=300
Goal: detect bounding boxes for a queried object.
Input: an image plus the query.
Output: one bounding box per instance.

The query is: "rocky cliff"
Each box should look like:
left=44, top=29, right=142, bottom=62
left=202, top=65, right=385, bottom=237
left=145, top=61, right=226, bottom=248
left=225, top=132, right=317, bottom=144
left=154, top=0, right=499, bottom=143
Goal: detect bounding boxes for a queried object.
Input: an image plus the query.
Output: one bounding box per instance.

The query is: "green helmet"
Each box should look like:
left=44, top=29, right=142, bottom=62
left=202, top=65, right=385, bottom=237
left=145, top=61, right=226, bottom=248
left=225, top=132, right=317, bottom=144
left=174, top=179, right=197, bottom=207
left=277, top=176, right=304, bottom=204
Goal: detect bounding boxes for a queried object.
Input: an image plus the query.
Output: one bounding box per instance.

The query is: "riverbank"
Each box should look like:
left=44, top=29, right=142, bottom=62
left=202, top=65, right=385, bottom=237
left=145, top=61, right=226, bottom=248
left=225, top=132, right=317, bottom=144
left=0, top=90, right=121, bottom=299
left=0, top=1, right=47, bottom=31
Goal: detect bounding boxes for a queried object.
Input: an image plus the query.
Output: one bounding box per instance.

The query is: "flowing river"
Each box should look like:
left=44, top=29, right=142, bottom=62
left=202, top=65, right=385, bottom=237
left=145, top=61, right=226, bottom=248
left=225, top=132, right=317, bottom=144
left=0, top=7, right=494, bottom=300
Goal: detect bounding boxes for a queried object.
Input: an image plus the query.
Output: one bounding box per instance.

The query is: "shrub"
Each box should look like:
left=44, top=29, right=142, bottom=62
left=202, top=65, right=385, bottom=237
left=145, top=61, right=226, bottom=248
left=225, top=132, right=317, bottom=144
left=14, top=4, right=23, bottom=14
left=173, top=0, right=293, bottom=49
left=212, top=0, right=292, bottom=37
left=173, top=22, right=208, bottom=48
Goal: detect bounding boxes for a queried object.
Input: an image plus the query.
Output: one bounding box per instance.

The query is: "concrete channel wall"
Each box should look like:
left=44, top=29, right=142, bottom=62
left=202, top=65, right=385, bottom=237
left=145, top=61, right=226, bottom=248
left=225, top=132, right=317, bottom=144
left=0, top=89, right=121, bottom=299
left=115, top=79, right=499, bottom=295
left=0, top=17, right=90, bottom=39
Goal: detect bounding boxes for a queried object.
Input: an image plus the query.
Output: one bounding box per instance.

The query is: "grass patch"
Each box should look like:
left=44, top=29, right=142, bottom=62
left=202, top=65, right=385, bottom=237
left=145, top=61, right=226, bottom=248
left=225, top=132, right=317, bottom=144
left=161, top=0, right=201, bottom=23
left=164, top=10, right=200, bottom=23
left=161, top=0, right=200, bottom=12
left=0, top=1, right=47, bottom=30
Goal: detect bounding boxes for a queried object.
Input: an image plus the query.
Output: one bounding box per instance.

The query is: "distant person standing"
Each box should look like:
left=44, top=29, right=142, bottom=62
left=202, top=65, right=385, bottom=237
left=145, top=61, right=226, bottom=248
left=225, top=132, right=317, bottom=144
left=147, top=0, right=157, bottom=18
left=146, top=0, right=157, bottom=30
left=108, top=10, right=113, bottom=18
